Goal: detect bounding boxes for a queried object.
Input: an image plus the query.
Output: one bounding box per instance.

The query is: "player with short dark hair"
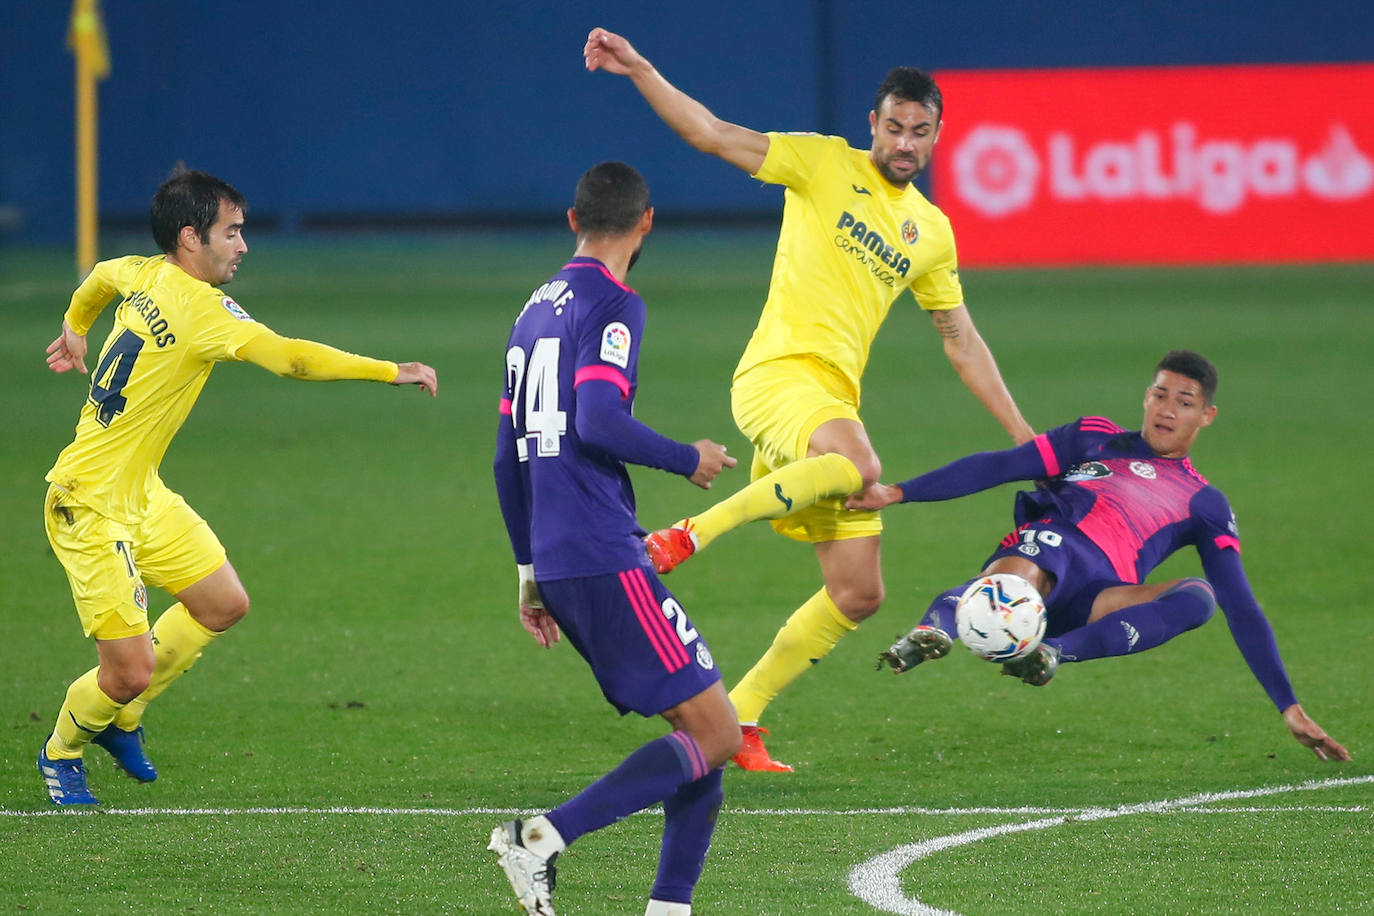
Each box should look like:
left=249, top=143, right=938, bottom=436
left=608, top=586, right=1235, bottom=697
left=38, top=168, right=438, bottom=806
left=585, top=28, right=1033, bottom=771
left=873, top=67, right=943, bottom=126
left=149, top=169, right=248, bottom=255
left=856, top=351, right=1350, bottom=762
left=488, top=161, right=740, bottom=916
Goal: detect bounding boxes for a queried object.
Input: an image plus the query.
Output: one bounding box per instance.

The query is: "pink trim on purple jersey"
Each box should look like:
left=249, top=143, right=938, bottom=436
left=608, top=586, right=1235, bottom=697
left=619, top=568, right=689, bottom=672
left=574, top=365, right=631, bottom=398
left=499, top=397, right=512, bottom=415
left=1080, top=416, right=1125, bottom=434
left=1180, top=456, right=1209, bottom=485
left=1214, top=534, right=1241, bottom=553
left=564, top=260, right=635, bottom=294
left=668, top=730, right=711, bottom=781
left=1034, top=433, right=1060, bottom=477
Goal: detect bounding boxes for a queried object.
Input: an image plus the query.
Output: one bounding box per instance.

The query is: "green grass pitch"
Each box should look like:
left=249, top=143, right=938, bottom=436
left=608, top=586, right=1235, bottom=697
left=1, top=234, right=1371, bottom=914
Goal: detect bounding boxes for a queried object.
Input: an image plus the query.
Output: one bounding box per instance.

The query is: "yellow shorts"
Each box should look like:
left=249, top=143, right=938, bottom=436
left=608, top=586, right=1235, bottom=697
left=730, top=356, right=882, bottom=543
left=44, top=483, right=227, bottom=639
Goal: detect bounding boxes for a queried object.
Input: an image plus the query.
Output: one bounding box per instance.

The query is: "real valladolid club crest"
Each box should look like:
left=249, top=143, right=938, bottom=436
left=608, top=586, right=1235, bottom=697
left=901, top=219, right=918, bottom=245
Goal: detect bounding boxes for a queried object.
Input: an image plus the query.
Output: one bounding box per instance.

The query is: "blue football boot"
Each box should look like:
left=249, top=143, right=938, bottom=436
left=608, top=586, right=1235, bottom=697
left=38, top=742, right=99, bottom=805
left=92, top=725, right=158, bottom=782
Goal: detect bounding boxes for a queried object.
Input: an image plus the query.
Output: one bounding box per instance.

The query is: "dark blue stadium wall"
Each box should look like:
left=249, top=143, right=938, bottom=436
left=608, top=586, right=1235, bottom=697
left=2, top=0, right=1369, bottom=243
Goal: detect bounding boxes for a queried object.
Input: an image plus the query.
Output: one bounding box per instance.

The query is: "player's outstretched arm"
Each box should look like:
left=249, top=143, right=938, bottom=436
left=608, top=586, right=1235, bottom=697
left=687, top=439, right=738, bottom=490
left=845, top=483, right=904, bottom=511
left=930, top=306, right=1035, bottom=445
left=1282, top=703, right=1351, bottom=761
left=45, top=322, right=89, bottom=375
left=584, top=27, right=770, bottom=175
left=238, top=332, right=437, bottom=395
left=393, top=361, right=438, bottom=396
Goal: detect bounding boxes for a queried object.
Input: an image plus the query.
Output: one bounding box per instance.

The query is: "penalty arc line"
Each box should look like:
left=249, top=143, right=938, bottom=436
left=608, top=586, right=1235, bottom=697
left=846, top=774, right=1374, bottom=916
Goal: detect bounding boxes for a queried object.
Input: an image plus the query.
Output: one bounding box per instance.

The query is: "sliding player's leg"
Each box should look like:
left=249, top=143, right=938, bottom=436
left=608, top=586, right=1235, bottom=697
left=1051, top=578, right=1216, bottom=662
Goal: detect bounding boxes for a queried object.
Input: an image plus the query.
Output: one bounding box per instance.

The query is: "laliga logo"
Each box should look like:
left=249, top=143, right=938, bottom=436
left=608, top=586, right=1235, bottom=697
left=952, top=125, right=1040, bottom=218
left=953, top=123, right=1373, bottom=217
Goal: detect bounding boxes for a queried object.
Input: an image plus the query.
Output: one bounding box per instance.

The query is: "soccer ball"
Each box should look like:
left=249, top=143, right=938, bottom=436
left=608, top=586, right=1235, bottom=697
left=955, top=574, right=1047, bottom=662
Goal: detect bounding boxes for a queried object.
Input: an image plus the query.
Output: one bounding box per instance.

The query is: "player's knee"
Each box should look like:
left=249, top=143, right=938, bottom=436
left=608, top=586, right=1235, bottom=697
left=850, top=452, right=882, bottom=489
left=190, top=588, right=250, bottom=632
left=216, top=589, right=250, bottom=629
left=707, top=720, right=743, bottom=767
left=101, top=662, right=152, bottom=703
left=829, top=582, right=884, bottom=621
left=1167, top=577, right=1216, bottom=627
left=227, top=589, right=250, bottom=625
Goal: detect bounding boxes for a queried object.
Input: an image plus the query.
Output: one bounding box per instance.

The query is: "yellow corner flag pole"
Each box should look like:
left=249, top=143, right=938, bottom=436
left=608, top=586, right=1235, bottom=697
left=69, top=0, right=110, bottom=275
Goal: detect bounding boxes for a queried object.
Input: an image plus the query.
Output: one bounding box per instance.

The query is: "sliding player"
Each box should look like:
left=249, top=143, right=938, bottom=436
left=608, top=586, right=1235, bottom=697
left=39, top=168, right=437, bottom=805
left=856, top=350, right=1349, bottom=762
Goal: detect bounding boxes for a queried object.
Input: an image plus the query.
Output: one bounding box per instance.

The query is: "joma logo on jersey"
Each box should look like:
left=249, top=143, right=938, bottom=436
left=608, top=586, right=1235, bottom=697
left=835, top=212, right=912, bottom=276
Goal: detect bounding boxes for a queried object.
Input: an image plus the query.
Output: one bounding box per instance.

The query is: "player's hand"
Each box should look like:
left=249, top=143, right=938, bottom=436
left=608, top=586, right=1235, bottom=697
left=1282, top=704, right=1351, bottom=761
left=846, top=482, right=903, bottom=511
left=392, top=361, right=438, bottom=396
left=519, top=605, right=561, bottom=649
left=584, top=27, right=646, bottom=77
left=688, top=439, right=737, bottom=489
left=45, top=322, right=89, bottom=375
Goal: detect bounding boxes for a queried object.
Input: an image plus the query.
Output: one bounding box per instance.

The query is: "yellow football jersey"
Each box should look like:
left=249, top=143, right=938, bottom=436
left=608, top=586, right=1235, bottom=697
left=736, top=132, right=965, bottom=399
left=46, top=255, right=271, bottom=524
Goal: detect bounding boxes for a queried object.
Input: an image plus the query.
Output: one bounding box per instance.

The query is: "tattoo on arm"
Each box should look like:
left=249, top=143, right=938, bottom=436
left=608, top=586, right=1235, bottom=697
left=931, top=310, right=962, bottom=340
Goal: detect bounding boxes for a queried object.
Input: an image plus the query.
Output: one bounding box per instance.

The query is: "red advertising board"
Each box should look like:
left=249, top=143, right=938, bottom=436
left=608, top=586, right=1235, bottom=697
left=931, top=64, right=1374, bottom=266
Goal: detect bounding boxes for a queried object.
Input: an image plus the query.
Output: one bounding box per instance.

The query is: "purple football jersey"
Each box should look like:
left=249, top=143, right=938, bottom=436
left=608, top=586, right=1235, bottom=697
left=1017, top=417, right=1240, bottom=583
left=498, top=257, right=656, bottom=579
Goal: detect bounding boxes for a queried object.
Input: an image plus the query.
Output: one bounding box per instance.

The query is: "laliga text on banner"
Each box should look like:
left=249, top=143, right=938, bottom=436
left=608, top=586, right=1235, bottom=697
left=951, top=122, right=1374, bottom=219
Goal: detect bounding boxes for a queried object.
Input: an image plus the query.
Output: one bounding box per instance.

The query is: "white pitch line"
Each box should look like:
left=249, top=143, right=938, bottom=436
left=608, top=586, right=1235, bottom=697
left=3, top=776, right=1370, bottom=819
left=847, top=774, right=1374, bottom=916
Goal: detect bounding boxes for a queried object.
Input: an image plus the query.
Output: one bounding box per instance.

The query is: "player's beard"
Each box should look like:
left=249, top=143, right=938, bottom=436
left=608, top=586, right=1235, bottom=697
left=627, top=239, right=645, bottom=274
left=874, top=150, right=926, bottom=188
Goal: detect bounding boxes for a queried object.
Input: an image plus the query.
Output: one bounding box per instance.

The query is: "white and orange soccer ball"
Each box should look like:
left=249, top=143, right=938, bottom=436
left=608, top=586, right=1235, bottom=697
left=955, top=573, right=1047, bottom=662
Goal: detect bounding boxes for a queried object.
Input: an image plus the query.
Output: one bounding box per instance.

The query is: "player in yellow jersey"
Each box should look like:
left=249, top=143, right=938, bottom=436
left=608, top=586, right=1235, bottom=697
left=586, top=28, right=1034, bottom=772
left=37, top=169, right=438, bottom=805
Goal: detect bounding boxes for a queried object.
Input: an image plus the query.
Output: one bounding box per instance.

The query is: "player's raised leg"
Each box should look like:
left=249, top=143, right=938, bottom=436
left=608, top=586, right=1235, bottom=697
left=99, top=562, right=247, bottom=781
left=648, top=397, right=877, bottom=576
left=112, top=562, right=247, bottom=727
left=1051, top=578, right=1217, bottom=664
left=647, top=453, right=863, bottom=573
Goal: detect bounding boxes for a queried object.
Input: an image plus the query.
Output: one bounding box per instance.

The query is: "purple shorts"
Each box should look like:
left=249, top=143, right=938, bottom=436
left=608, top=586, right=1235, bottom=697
left=538, top=567, right=723, bottom=717
left=983, top=519, right=1125, bottom=635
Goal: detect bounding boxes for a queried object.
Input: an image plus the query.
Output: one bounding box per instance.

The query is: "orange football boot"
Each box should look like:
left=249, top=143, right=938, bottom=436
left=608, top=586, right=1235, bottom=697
left=732, top=725, right=793, bottom=772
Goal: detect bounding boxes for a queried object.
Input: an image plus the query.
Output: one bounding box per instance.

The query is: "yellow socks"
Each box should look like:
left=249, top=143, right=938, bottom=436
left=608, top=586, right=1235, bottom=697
left=728, top=587, right=857, bottom=724
left=686, top=453, right=862, bottom=550
left=47, top=667, right=122, bottom=759
left=112, top=603, right=219, bottom=732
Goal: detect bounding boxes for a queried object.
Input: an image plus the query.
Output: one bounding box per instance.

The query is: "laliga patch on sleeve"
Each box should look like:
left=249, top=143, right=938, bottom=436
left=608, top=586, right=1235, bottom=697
left=222, top=297, right=254, bottom=321
left=600, top=321, right=631, bottom=368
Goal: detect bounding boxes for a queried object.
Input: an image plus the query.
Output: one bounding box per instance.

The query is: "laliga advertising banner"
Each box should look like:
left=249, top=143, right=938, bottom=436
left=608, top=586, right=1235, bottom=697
left=931, top=64, right=1374, bottom=266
